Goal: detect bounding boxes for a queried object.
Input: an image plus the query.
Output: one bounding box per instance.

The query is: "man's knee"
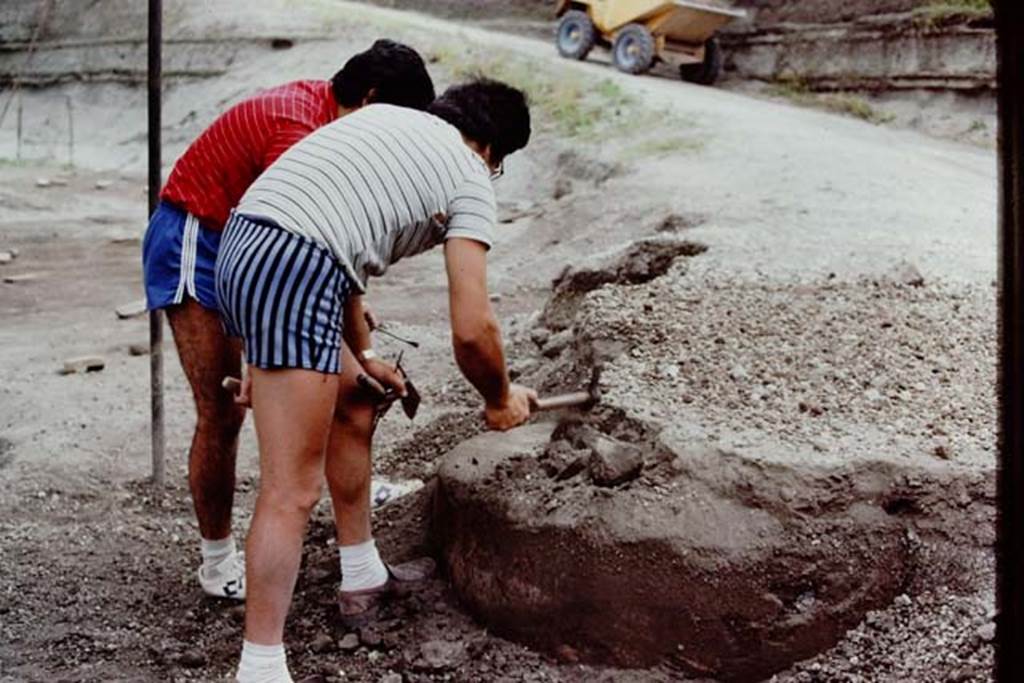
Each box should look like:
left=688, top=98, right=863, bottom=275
left=261, top=478, right=324, bottom=519
left=333, top=399, right=375, bottom=437
left=196, top=398, right=246, bottom=443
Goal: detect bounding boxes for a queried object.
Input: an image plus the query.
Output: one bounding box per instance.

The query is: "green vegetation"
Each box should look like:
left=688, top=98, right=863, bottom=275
left=621, top=136, right=705, bottom=162
left=912, top=0, right=992, bottom=27
left=767, top=77, right=895, bottom=125
left=0, top=157, right=44, bottom=169
left=820, top=94, right=896, bottom=125
left=431, top=45, right=702, bottom=157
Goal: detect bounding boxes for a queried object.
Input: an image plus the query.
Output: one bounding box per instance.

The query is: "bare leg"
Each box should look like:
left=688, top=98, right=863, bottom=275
left=245, top=367, right=339, bottom=645
left=325, top=344, right=377, bottom=546
left=166, top=299, right=245, bottom=540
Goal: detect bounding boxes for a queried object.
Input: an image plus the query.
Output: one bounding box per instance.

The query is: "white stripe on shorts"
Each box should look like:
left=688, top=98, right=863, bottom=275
left=174, top=213, right=201, bottom=303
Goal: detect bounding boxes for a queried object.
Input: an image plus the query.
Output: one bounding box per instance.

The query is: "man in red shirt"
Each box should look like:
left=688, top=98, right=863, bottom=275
left=142, top=40, right=435, bottom=602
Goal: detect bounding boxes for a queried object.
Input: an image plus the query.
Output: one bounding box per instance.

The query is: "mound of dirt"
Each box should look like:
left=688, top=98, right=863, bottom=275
left=540, top=236, right=707, bottom=332
left=429, top=230, right=995, bottom=681
left=432, top=416, right=990, bottom=681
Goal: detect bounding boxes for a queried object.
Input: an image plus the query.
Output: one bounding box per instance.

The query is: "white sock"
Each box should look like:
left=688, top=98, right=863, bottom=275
left=339, top=538, right=389, bottom=592
left=201, top=536, right=236, bottom=569
left=236, top=641, right=292, bottom=683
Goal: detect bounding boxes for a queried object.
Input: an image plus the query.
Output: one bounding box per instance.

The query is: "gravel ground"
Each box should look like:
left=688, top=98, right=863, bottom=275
left=578, top=259, right=996, bottom=468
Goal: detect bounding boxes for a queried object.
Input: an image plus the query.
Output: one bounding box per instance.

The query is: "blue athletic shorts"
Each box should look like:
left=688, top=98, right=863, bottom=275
left=215, top=213, right=351, bottom=374
left=142, top=201, right=222, bottom=311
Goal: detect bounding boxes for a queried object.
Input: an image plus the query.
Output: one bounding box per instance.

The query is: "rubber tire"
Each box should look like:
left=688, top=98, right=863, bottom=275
left=679, top=39, right=723, bottom=86
left=556, top=10, right=597, bottom=61
left=612, top=23, right=657, bottom=75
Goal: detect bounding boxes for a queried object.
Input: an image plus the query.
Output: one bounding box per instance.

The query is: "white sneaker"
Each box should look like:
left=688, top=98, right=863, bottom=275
left=370, top=477, right=424, bottom=509
left=198, top=550, right=246, bottom=600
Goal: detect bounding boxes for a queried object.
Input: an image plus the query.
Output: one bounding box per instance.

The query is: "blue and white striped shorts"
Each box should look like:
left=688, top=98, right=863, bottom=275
left=215, top=213, right=351, bottom=374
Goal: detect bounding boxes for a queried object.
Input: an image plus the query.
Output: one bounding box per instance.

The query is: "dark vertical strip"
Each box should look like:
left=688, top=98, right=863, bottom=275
left=997, top=1, right=1023, bottom=681
left=148, top=0, right=165, bottom=488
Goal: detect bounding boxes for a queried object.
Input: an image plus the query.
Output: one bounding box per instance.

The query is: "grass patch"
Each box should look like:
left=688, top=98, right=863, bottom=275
left=431, top=45, right=700, bottom=148
left=912, top=0, right=992, bottom=27
left=621, top=136, right=704, bottom=162
left=0, top=157, right=46, bottom=169
left=767, top=77, right=894, bottom=125
left=819, top=94, right=896, bottom=124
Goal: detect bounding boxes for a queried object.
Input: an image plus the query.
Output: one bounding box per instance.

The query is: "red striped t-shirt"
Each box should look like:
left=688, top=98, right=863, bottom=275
left=160, top=80, right=337, bottom=231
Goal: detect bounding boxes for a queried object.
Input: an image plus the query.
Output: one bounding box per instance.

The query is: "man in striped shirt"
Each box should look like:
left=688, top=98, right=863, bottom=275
left=141, top=40, right=435, bottom=602
left=217, top=79, right=535, bottom=683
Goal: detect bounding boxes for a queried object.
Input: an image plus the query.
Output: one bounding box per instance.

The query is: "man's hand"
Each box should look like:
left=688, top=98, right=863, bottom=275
left=484, top=384, right=537, bottom=431
left=363, top=358, right=407, bottom=398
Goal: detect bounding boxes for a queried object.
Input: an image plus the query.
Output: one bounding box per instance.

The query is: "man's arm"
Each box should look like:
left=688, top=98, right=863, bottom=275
left=444, top=238, right=534, bottom=430
left=343, top=294, right=405, bottom=396
left=342, top=294, right=373, bottom=357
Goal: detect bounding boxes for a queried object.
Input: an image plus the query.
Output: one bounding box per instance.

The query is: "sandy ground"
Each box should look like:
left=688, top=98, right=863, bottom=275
left=0, top=1, right=997, bottom=681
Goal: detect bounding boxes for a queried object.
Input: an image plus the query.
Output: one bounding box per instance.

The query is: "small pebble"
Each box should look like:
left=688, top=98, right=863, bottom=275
left=338, top=633, right=360, bottom=651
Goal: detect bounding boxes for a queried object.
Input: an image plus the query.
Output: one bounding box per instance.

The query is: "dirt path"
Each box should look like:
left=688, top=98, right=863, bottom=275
left=0, top=1, right=996, bottom=681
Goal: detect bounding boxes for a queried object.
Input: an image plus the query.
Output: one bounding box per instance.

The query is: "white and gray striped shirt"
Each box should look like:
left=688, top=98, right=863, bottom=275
left=236, top=104, right=496, bottom=292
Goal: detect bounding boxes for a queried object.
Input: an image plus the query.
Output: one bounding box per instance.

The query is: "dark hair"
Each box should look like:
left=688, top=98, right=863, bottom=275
left=331, top=39, right=435, bottom=110
left=428, top=78, right=531, bottom=164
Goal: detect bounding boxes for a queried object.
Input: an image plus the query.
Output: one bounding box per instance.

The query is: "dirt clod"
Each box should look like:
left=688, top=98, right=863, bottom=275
left=338, top=633, right=360, bottom=652
left=60, top=355, right=106, bottom=375
left=310, top=633, right=334, bottom=653
left=586, top=434, right=644, bottom=487
left=128, top=343, right=149, bottom=356
left=414, top=640, right=467, bottom=671
left=888, top=260, right=926, bottom=287
left=174, top=649, right=208, bottom=669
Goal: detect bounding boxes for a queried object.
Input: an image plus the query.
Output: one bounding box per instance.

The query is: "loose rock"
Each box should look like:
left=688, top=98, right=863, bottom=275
left=586, top=435, right=643, bottom=487
left=310, top=633, right=334, bottom=653
left=128, top=343, right=150, bottom=357
left=416, top=640, right=466, bottom=671
left=175, top=649, right=207, bottom=668
left=358, top=625, right=383, bottom=648
left=3, top=272, right=43, bottom=284
left=60, top=356, right=106, bottom=375
left=338, top=633, right=360, bottom=651
left=115, top=299, right=148, bottom=319
left=889, top=260, right=925, bottom=287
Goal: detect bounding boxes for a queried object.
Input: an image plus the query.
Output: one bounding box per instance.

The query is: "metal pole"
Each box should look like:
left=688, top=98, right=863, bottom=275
left=996, top=0, right=1023, bottom=680
left=65, top=94, right=73, bottom=167
left=148, top=0, right=165, bottom=488
left=15, top=95, right=22, bottom=161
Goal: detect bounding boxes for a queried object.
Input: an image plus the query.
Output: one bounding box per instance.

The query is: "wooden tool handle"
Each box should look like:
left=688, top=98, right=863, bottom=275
left=533, top=391, right=594, bottom=412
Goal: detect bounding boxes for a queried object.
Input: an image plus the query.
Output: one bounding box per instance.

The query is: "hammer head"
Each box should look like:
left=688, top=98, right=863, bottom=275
left=533, top=366, right=601, bottom=412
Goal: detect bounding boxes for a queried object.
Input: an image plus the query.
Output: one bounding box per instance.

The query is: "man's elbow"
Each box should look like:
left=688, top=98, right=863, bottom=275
left=452, top=317, right=500, bottom=357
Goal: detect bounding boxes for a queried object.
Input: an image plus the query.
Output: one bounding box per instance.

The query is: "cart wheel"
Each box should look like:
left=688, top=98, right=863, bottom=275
left=679, top=38, right=723, bottom=86
left=612, top=24, right=656, bottom=75
left=556, top=10, right=596, bottom=61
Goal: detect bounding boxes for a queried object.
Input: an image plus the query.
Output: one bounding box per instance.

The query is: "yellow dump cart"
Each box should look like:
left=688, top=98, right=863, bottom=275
left=555, top=0, right=745, bottom=85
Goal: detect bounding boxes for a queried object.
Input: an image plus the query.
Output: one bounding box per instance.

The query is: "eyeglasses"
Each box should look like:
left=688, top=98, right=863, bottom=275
left=490, top=160, right=504, bottom=181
